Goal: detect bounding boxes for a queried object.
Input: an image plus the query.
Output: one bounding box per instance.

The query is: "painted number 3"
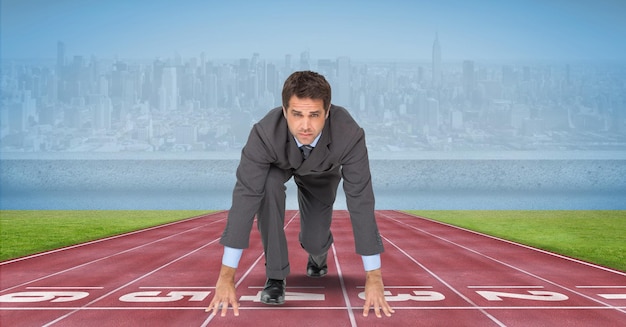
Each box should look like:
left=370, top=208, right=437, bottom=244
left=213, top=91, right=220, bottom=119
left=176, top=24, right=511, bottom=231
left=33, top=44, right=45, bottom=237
left=358, top=290, right=446, bottom=302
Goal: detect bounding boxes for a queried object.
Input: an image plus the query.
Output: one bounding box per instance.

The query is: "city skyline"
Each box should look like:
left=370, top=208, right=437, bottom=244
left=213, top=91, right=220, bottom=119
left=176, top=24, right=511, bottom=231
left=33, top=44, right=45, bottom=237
left=2, top=0, right=625, bottom=156
left=2, top=0, right=626, bottom=61
left=2, top=37, right=625, bottom=155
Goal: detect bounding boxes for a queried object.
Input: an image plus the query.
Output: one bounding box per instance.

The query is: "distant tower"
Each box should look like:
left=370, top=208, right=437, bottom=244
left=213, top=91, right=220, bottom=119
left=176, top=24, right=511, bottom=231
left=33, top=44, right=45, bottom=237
left=56, top=41, right=66, bottom=73
left=161, top=67, right=178, bottom=112
left=462, top=60, right=475, bottom=99
left=432, top=33, right=442, bottom=87
left=300, top=50, right=310, bottom=70
left=56, top=41, right=67, bottom=101
left=284, top=54, right=292, bottom=72
left=336, top=56, right=351, bottom=107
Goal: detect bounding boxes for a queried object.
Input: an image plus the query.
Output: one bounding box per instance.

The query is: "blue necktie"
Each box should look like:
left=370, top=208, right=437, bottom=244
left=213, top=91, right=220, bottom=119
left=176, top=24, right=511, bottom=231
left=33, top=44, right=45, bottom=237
left=300, top=145, right=313, bottom=159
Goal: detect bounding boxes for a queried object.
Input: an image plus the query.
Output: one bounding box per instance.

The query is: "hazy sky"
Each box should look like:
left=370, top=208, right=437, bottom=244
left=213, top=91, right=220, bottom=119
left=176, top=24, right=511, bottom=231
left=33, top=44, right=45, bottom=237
left=2, top=0, right=625, bottom=61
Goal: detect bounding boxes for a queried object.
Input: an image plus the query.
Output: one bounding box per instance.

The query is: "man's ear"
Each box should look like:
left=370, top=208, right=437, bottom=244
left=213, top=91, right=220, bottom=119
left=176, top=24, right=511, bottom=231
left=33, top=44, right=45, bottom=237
left=282, top=106, right=287, bottom=118
left=325, top=106, right=330, bottom=119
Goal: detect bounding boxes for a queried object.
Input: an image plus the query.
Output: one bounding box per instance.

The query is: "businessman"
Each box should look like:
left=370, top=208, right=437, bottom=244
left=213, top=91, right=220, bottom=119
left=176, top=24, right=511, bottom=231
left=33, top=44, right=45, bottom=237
left=207, top=71, right=394, bottom=318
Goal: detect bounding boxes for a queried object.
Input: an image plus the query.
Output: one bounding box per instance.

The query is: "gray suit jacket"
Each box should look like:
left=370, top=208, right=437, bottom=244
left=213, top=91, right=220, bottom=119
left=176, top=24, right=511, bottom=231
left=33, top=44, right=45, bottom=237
left=220, top=105, right=383, bottom=256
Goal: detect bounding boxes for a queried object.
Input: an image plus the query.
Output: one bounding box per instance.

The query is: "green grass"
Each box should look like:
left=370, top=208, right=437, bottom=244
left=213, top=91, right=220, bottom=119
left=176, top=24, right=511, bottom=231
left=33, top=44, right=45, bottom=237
left=0, top=210, right=214, bottom=261
left=2, top=210, right=625, bottom=272
left=405, top=210, right=626, bottom=272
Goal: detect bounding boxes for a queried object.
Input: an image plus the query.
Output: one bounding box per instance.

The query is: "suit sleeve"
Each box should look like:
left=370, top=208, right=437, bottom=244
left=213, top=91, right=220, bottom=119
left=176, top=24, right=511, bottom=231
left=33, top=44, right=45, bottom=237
left=220, top=124, right=274, bottom=249
left=341, top=128, right=384, bottom=256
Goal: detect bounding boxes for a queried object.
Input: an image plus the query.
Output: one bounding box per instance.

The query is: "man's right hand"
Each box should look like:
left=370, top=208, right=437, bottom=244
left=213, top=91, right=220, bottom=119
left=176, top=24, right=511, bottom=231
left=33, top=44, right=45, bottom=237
left=206, top=265, right=239, bottom=317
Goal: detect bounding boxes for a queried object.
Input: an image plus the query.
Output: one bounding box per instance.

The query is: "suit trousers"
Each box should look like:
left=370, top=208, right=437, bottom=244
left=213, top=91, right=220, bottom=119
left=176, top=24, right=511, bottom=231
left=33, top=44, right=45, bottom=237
left=258, top=165, right=338, bottom=279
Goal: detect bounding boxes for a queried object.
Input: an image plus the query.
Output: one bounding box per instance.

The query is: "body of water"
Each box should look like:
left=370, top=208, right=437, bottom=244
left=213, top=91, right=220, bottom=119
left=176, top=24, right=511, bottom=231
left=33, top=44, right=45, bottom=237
left=2, top=155, right=625, bottom=210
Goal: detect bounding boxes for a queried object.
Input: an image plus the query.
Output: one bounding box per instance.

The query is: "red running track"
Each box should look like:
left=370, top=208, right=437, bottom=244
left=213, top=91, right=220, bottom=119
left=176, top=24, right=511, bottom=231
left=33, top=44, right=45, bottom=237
left=1, top=210, right=625, bottom=326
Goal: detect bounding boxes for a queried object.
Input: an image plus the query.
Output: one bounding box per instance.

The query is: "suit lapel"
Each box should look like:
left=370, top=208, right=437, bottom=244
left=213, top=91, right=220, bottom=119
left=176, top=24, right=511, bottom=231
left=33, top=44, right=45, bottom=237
left=288, top=133, right=304, bottom=168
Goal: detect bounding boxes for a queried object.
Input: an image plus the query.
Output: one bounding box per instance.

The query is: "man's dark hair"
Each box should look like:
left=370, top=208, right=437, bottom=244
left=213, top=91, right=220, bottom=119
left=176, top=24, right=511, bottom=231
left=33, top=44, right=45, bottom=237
left=282, top=71, right=332, bottom=111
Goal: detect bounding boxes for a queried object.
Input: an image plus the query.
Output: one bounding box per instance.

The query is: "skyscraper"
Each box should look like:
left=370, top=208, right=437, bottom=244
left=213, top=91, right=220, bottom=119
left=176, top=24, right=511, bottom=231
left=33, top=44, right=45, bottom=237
left=432, top=33, right=442, bottom=87
left=161, top=67, right=178, bottom=112
left=463, top=60, right=475, bottom=99
left=56, top=41, right=66, bottom=74
left=336, top=56, right=351, bottom=107
left=56, top=41, right=67, bottom=101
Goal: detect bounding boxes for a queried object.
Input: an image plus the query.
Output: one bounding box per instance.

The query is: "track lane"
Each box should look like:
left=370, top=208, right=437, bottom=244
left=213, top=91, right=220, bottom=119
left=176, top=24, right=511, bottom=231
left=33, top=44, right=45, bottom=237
left=377, top=210, right=626, bottom=326
left=1, top=212, right=228, bottom=326
left=332, top=210, right=507, bottom=326
left=0, top=212, right=226, bottom=292
left=1, top=210, right=624, bottom=326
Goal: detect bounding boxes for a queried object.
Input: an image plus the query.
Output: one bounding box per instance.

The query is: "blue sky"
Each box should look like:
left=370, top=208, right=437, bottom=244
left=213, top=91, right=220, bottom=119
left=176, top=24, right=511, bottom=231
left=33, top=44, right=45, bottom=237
left=1, top=0, right=625, bottom=61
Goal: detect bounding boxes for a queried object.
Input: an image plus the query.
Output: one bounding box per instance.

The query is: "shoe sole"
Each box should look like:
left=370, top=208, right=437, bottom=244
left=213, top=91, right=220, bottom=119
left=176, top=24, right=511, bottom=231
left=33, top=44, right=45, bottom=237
left=307, top=269, right=328, bottom=278
left=260, top=297, right=285, bottom=305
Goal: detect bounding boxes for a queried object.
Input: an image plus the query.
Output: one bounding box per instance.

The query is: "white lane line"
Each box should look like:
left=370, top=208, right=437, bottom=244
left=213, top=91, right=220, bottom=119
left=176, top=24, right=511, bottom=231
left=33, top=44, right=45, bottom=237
left=200, top=211, right=299, bottom=327
left=382, top=235, right=507, bottom=327
left=0, top=212, right=223, bottom=266
left=380, top=211, right=626, bottom=315
left=1, top=217, right=227, bottom=293
left=332, top=244, right=357, bottom=327
left=599, top=294, right=626, bottom=300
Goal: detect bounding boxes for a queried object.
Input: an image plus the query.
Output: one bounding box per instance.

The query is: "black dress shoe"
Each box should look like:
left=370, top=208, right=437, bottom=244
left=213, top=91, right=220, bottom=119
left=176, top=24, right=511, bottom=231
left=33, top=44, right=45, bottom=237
left=306, top=253, right=328, bottom=278
left=260, top=278, right=285, bottom=305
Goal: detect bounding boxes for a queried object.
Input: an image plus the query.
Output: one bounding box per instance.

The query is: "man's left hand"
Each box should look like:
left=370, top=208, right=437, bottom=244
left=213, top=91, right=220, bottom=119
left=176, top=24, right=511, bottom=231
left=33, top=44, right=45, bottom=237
left=362, top=269, right=394, bottom=318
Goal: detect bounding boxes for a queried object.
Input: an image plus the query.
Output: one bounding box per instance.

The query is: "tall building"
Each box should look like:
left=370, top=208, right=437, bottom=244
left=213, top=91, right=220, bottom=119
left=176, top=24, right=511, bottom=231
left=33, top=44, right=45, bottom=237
left=161, top=67, right=178, bottom=112
left=300, top=50, right=310, bottom=71
left=432, top=33, right=442, bottom=87
left=56, top=41, right=67, bottom=101
left=206, top=73, right=218, bottom=109
left=284, top=54, right=292, bottom=73
left=266, top=63, right=278, bottom=95
left=336, top=57, right=351, bottom=107
left=93, top=96, right=112, bottom=130
left=463, top=60, right=475, bottom=99
left=56, top=41, right=66, bottom=74
left=427, top=97, right=440, bottom=135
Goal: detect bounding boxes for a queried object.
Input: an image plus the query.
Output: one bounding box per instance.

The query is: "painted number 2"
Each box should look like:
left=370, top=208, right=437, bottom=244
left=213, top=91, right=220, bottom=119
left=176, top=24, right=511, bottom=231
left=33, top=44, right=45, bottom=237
left=476, top=290, right=569, bottom=301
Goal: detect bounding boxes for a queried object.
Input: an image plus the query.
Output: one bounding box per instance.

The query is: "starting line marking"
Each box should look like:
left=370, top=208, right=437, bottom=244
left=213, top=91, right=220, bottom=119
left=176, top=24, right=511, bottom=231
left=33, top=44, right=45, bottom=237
left=239, top=291, right=325, bottom=302
left=4, top=285, right=626, bottom=304
left=2, top=306, right=626, bottom=311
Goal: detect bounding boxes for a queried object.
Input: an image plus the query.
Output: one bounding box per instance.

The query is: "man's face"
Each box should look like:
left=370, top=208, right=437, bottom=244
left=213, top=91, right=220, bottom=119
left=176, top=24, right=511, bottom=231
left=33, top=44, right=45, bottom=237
left=283, top=96, right=329, bottom=145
